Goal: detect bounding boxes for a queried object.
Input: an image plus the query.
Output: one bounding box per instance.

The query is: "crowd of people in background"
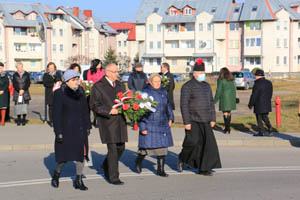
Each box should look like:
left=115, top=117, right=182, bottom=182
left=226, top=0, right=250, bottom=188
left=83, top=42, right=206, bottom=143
left=0, top=57, right=275, bottom=190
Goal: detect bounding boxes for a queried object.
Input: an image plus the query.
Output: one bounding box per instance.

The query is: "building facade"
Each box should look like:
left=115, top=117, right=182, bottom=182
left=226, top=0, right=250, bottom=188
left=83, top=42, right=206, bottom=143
left=135, top=0, right=300, bottom=74
left=0, top=2, right=117, bottom=71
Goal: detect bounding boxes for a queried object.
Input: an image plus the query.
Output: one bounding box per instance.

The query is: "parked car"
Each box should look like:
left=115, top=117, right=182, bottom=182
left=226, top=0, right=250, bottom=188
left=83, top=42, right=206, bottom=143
left=173, top=74, right=185, bottom=82
left=210, top=71, right=220, bottom=81
left=29, top=72, right=44, bottom=84
left=120, top=73, right=130, bottom=82
left=232, top=71, right=255, bottom=90
left=5, top=70, right=15, bottom=81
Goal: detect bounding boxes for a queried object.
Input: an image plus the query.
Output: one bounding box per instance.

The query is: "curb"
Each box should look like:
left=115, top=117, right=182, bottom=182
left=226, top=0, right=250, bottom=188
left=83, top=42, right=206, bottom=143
left=0, top=139, right=299, bottom=151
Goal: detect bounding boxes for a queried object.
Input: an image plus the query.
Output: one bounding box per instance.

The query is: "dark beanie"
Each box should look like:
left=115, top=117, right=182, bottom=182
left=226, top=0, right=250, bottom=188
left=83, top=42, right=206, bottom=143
left=193, top=59, right=205, bottom=71
left=255, top=69, right=264, bottom=76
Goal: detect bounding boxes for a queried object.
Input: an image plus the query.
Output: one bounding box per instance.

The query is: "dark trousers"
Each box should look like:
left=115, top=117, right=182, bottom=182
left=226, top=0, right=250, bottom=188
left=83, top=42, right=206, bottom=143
left=48, top=104, right=53, bottom=123
left=255, top=113, right=272, bottom=134
left=179, top=121, right=221, bottom=171
left=102, top=143, right=125, bottom=182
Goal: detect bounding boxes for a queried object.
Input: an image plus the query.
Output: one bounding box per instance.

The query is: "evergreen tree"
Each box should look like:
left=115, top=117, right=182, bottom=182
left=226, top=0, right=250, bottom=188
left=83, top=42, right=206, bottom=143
left=104, top=47, right=118, bottom=66
left=134, top=53, right=140, bottom=63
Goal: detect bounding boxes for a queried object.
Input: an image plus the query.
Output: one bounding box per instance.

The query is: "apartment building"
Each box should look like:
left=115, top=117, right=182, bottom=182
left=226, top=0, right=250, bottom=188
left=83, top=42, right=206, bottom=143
left=107, top=22, right=138, bottom=72
left=135, top=0, right=300, bottom=73
left=0, top=2, right=117, bottom=71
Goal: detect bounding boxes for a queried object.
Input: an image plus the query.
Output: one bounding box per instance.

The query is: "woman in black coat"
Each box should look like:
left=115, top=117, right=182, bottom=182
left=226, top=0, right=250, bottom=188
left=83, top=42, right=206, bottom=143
left=128, top=62, right=147, bottom=91
left=12, top=62, right=31, bottom=126
left=0, top=62, right=9, bottom=126
left=51, top=69, right=91, bottom=191
left=43, top=62, right=62, bottom=127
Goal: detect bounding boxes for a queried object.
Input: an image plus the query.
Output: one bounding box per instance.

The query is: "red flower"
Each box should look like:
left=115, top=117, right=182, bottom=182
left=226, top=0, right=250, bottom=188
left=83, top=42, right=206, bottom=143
left=82, top=86, right=86, bottom=90
left=117, top=92, right=124, bottom=99
left=127, top=90, right=133, bottom=96
left=137, top=94, right=142, bottom=99
left=123, top=104, right=130, bottom=111
left=133, top=104, right=139, bottom=111
left=133, top=123, right=139, bottom=131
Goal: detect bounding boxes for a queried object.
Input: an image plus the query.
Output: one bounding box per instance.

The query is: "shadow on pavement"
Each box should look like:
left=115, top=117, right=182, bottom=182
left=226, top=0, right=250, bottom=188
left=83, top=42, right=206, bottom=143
left=43, top=153, right=76, bottom=178
left=32, top=111, right=43, bottom=122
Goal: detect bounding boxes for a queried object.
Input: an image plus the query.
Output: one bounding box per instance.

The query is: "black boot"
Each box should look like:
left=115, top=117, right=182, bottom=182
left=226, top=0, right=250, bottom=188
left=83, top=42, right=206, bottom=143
left=157, top=156, right=168, bottom=177
left=223, top=115, right=228, bottom=134
left=16, top=115, right=21, bottom=126
left=227, top=115, right=231, bottom=134
left=135, top=154, right=145, bottom=173
left=51, top=170, right=61, bottom=188
left=22, top=115, right=26, bottom=126
left=74, top=175, right=88, bottom=191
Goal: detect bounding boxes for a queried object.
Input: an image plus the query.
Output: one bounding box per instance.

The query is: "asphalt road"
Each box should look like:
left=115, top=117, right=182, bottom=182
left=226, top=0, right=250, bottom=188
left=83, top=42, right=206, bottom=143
left=1, top=147, right=300, bottom=200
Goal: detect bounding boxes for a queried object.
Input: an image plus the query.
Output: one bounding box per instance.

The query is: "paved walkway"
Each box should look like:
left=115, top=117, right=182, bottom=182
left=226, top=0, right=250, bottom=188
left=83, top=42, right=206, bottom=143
left=0, top=124, right=300, bottom=151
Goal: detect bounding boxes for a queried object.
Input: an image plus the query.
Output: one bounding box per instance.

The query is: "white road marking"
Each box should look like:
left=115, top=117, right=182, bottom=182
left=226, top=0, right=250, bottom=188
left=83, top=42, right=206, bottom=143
left=1, top=166, right=300, bottom=188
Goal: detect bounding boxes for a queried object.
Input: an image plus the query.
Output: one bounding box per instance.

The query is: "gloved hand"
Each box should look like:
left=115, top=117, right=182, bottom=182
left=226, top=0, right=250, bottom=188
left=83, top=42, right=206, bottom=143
left=56, top=134, right=63, bottom=144
left=248, top=105, right=252, bottom=110
left=87, top=129, right=91, bottom=136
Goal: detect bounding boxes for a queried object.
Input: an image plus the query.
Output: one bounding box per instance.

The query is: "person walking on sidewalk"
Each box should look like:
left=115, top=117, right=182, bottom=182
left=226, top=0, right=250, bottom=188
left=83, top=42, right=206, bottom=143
left=87, top=59, right=105, bottom=127
left=43, top=62, right=62, bottom=127
left=136, top=74, right=174, bottom=177
left=90, top=63, right=128, bottom=185
left=159, top=63, right=175, bottom=110
left=248, top=69, right=274, bottom=137
left=177, top=59, right=221, bottom=176
left=128, top=62, right=147, bottom=91
left=51, top=70, right=91, bottom=191
left=214, top=67, right=236, bottom=134
left=12, top=62, right=31, bottom=126
left=0, top=62, right=9, bottom=126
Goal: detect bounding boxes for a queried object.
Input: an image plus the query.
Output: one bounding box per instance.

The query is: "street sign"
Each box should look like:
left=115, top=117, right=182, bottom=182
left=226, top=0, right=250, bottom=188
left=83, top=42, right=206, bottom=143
left=36, top=15, right=45, bottom=42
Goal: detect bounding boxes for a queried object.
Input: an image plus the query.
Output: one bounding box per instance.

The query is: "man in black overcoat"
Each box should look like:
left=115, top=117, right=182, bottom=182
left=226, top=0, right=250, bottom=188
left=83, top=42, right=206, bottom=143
left=159, top=62, right=175, bottom=110
left=177, top=59, right=221, bottom=176
left=90, top=63, right=128, bottom=185
left=248, top=69, right=274, bottom=137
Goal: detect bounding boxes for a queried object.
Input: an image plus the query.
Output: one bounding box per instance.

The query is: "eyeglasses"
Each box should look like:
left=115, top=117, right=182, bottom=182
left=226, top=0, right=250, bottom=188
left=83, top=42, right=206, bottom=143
left=107, top=70, right=119, bottom=74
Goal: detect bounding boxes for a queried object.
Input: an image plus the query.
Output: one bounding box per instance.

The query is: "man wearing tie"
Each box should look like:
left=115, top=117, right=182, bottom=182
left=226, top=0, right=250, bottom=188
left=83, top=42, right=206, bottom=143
left=90, top=63, right=128, bottom=185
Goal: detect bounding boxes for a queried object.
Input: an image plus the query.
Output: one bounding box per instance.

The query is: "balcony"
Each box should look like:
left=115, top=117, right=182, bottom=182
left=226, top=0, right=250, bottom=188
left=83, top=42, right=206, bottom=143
left=164, top=47, right=194, bottom=57
left=14, top=50, right=43, bottom=59
left=244, top=47, right=261, bottom=56
left=164, top=31, right=194, bottom=40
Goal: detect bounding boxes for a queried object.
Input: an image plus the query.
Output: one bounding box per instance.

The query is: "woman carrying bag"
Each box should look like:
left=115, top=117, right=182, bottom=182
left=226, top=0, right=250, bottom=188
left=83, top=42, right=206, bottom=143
left=0, top=62, right=9, bottom=126
left=51, top=69, right=91, bottom=191
left=214, top=67, right=237, bottom=134
left=12, top=62, right=31, bottom=126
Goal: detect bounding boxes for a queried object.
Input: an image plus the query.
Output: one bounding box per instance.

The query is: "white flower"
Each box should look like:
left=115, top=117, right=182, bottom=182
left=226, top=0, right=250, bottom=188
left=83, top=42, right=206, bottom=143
left=141, top=92, right=148, bottom=99
left=149, top=96, right=154, bottom=101
left=89, top=81, right=93, bottom=84
left=139, top=102, right=145, bottom=109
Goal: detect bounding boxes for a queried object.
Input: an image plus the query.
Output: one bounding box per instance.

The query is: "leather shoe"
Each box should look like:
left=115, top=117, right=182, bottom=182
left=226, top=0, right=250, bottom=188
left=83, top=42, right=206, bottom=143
left=253, top=133, right=264, bottom=137
left=110, top=180, right=124, bottom=185
left=198, top=170, right=213, bottom=176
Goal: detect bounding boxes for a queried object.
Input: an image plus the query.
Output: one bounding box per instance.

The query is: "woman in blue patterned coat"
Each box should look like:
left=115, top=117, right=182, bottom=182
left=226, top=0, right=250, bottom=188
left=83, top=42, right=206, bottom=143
left=136, top=73, right=174, bottom=177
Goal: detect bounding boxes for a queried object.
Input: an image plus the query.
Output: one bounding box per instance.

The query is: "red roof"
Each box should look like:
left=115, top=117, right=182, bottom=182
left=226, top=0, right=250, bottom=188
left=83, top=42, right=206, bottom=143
left=106, top=22, right=136, bottom=41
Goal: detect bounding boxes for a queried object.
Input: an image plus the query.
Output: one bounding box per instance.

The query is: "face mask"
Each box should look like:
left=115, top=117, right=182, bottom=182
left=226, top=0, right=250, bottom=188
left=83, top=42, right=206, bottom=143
left=197, top=74, right=206, bottom=82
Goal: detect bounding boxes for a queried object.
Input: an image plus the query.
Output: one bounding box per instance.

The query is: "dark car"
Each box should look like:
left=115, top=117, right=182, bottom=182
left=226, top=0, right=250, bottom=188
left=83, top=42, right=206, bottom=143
left=29, top=72, right=44, bottom=84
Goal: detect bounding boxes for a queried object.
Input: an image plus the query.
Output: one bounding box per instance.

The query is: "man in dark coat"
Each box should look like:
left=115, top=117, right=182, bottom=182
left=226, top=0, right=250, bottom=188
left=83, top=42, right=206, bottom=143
left=177, top=58, right=221, bottom=176
left=159, top=63, right=175, bottom=110
left=248, top=69, right=274, bottom=137
left=90, top=63, right=128, bottom=185
left=128, top=62, right=147, bottom=91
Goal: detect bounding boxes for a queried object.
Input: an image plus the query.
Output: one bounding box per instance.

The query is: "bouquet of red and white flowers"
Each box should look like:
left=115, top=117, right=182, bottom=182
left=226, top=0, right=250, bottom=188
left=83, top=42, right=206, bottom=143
left=80, top=80, right=93, bottom=97
left=161, top=75, right=170, bottom=88
left=113, top=90, right=158, bottom=130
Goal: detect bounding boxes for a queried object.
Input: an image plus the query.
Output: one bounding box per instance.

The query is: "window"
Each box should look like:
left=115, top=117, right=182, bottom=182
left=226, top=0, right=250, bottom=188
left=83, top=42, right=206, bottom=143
left=246, top=39, right=250, bottom=47
left=298, top=56, right=300, bottom=64
left=284, top=21, right=288, bottom=30
left=229, top=57, right=239, bottom=66
left=199, top=23, right=203, bottom=31
left=29, top=44, right=41, bottom=52
left=149, top=41, right=153, bottom=49
left=250, top=38, right=255, bottom=47
left=234, top=7, right=240, bottom=13
left=124, top=52, right=127, bottom=57
left=298, top=22, right=300, bottom=29
left=252, top=6, right=258, bottom=12
left=0, top=43, right=2, bottom=52
left=167, top=24, right=179, bottom=32
left=277, top=39, right=280, bottom=48
left=30, top=60, right=36, bottom=67
left=119, top=52, right=122, bottom=57
left=0, top=27, right=2, bottom=35
left=211, top=7, right=217, bottom=13
left=14, top=27, right=27, bottom=35
left=60, top=60, right=64, bottom=67
left=157, top=41, right=161, bottom=49
left=199, top=40, right=206, bottom=49
left=245, top=57, right=261, bottom=65
left=52, top=29, right=56, bottom=37
left=53, top=44, right=56, bottom=52
left=207, top=23, right=212, bottom=31
left=276, top=21, right=280, bottom=30
left=256, top=38, right=261, bottom=47
left=249, top=22, right=261, bottom=30
left=284, top=56, right=287, bottom=65
left=182, top=40, right=194, bottom=48
left=230, top=23, right=239, bottom=31
left=60, top=44, right=64, bottom=52
left=186, top=24, right=194, bottom=31
left=298, top=38, right=300, bottom=48
left=172, top=59, right=177, bottom=66
left=170, top=8, right=177, bottom=16
left=59, top=29, right=63, bottom=37
left=157, top=24, right=161, bottom=32
left=276, top=56, right=280, bottom=65
left=157, top=58, right=161, bottom=65
left=171, top=41, right=179, bottom=48
left=118, top=41, right=121, bottom=47
left=149, top=58, right=154, bottom=66
left=207, top=40, right=212, bottom=49
left=185, top=8, right=192, bottom=15
left=284, top=39, right=288, bottom=48
left=149, top=24, right=153, bottom=32
left=229, top=40, right=239, bottom=49
left=124, top=41, right=127, bottom=47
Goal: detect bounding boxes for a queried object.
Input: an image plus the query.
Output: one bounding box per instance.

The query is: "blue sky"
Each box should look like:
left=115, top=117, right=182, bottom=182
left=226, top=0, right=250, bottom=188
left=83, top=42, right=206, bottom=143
left=1, top=0, right=245, bottom=22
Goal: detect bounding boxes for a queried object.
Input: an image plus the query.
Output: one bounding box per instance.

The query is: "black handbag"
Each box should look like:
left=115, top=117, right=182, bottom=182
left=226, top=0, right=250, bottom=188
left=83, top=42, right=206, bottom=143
left=236, top=98, right=240, bottom=104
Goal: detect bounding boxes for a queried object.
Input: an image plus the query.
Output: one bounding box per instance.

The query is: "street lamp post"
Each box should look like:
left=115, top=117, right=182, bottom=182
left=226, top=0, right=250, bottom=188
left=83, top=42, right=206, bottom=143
left=36, top=14, right=48, bottom=123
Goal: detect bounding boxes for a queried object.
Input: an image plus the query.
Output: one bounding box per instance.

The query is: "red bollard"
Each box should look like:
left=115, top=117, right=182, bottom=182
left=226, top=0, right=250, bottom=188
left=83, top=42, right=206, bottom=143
left=9, top=83, right=14, bottom=96
left=275, top=96, right=281, bottom=128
